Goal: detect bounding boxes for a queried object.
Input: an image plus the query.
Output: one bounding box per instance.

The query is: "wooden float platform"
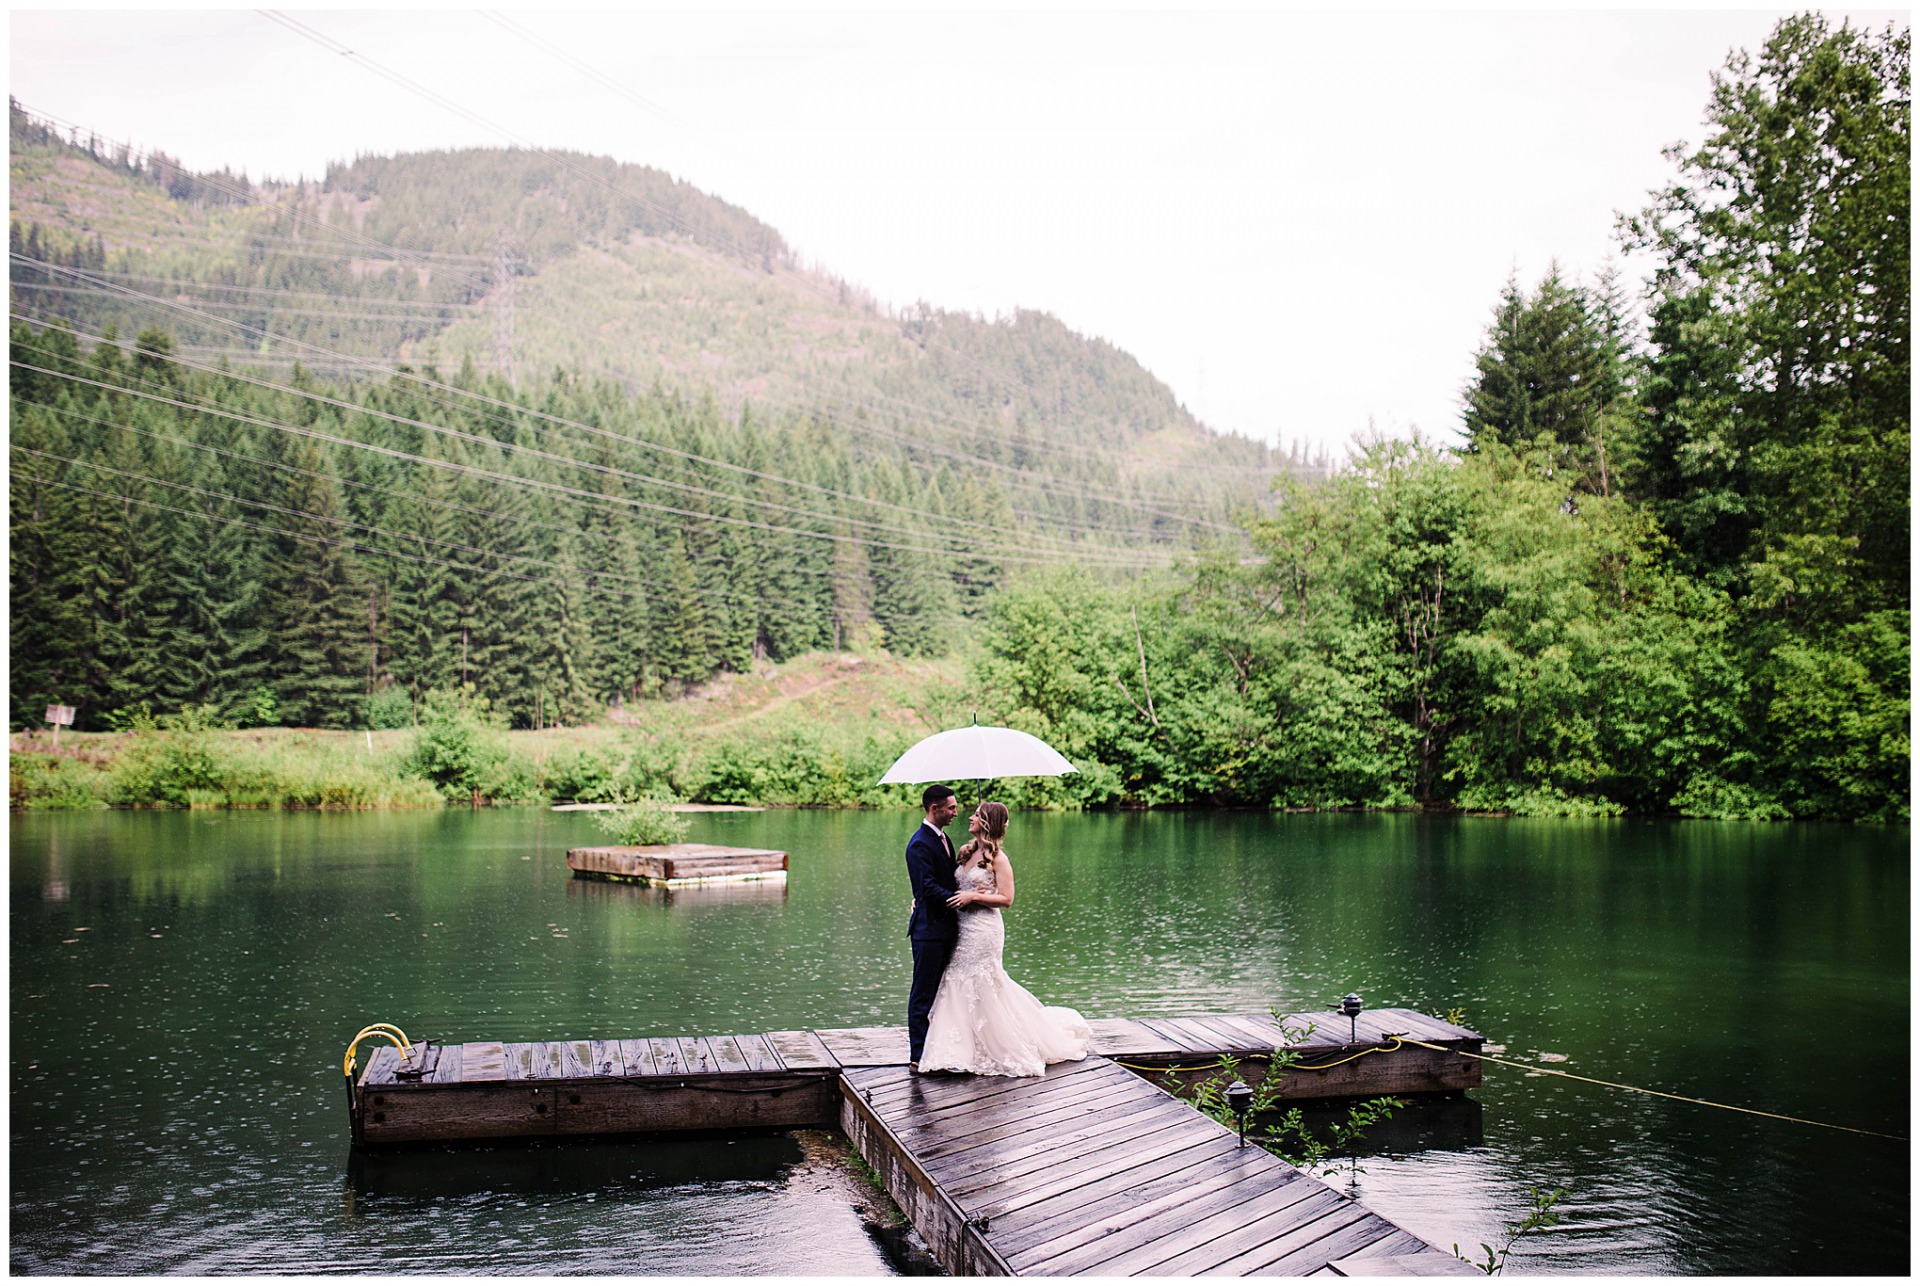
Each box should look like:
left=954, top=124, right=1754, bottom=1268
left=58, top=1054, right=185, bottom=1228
left=351, top=1008, right=1479, bottom=1276
left=351, top=1009, right=1480, bottom=1147
left=565, top=843, right=788, bottom=885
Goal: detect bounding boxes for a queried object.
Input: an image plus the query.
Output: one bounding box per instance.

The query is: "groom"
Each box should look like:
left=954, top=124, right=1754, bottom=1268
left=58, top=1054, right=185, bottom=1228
left=904, top=783, right=963, bottom=1072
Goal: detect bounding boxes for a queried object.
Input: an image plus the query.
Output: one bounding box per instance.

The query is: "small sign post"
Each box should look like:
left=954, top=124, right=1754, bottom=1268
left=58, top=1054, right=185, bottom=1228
left=44, top=704, right=74, bottom=749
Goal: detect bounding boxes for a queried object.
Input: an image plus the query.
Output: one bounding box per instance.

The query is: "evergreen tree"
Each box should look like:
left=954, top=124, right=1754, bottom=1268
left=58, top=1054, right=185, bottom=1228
left=1620, top=14, right=1910, bottom=616
left=1462, top=266, right=1629, bottom=496
left=260, top=434, right=373, bottom=726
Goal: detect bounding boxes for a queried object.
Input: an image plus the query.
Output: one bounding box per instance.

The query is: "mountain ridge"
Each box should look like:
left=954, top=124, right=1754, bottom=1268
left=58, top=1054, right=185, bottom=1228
left=11, top=102, right=1316, bottom=499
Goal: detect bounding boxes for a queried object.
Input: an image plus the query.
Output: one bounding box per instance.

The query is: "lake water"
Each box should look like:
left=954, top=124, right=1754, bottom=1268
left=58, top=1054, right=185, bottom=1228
left=9, top=808, right=1909, bottom=1274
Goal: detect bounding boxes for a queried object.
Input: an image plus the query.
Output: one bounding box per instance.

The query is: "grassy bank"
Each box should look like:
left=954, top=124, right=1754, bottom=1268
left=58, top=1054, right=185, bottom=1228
left=9, top=652, right=968, bottom=811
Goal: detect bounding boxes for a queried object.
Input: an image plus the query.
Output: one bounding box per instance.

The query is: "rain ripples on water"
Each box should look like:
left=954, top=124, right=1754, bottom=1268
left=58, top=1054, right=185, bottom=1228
left=11, top=807, right=1908, bottom=1274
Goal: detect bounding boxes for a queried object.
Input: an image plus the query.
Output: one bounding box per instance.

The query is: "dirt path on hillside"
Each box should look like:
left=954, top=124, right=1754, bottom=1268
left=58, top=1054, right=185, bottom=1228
left=699, top=668, right=856, bottom=732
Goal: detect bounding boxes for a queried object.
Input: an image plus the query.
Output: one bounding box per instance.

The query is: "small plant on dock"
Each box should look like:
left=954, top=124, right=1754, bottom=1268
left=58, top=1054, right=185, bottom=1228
left=593, top=794, right=691, bottom=846
left=1455, top=1185, right=1567, bottom=1274
left=1169, top=1047, right=1399, bottom=1179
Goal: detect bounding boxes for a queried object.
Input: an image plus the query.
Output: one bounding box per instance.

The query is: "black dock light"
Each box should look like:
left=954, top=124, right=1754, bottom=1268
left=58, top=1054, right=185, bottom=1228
left=1225, top=1079, right=1254, bottom=1147
left=1340, top=992, right=1364, bottom=1044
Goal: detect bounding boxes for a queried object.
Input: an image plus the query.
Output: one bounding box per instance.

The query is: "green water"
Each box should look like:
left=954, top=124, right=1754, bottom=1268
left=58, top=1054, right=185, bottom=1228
left=9, top=808, right=1909, bottom=1274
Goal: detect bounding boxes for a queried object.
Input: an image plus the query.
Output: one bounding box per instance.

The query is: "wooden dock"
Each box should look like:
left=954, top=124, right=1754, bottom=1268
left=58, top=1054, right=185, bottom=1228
left=841, top=1058, right=1471, bottom=1275
left=565, top=843, right=788, bottom=886
left=350, top=1008, right=1481, bottom=1275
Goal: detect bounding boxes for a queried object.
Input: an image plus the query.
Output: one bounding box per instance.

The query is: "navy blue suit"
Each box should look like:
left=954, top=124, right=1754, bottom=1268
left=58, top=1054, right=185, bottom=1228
left=905, top=820, right=962, bottom=1063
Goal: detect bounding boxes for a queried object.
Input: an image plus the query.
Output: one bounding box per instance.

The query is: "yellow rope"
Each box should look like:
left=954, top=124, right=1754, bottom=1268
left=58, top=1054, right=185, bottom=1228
left=1399, top=1037, right=1906, bottom=1142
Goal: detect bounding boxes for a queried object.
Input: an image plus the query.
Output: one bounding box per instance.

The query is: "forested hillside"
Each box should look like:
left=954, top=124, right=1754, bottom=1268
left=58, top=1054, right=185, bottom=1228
left=8, top=16, right=1909, bottom=823
left=9, top=96, right=1292, bottom=736
left=8, top=99, right=1297, bottom=509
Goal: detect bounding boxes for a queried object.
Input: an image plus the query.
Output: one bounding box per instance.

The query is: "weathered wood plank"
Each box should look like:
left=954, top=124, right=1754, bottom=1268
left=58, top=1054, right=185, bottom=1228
left=931, top=1088, right=1189, bottom=1184
left=461, top=1041, right=507, bottom=1082
left=584, top=1040, right=622, bottom=1077
left=648, top=1037, right=685, bottom=1077
left=617, top=1039, right=656, bottom=1077
left=954, top=1110, right=1222, bottom=1213
left=763, top=1029, right=838, bottom=1070
left=705, top=1034, right=752, bottom=1074
left=1274, top=1011, right=1344, bottom=1045
left=1233, top=1208, right=1402, bottom=1276
left=815, top=1026, right=912, bottom=1066
left=989, top=1130, right=1251, bottom=1247
left=733, top=1034, right=783, bottom=1073
left=557, top=1039, right=596, bottom=1079
left=1330, top=1246, right=1480, bottom=1276
left=1116, top=1186, right=1355, bottom=1275
left=360, top=1044, right=401, bottom=1086
left=527, top=1041, right=565, bottom=1079
left=1003, top=1148, right=1289, bottom=1270
left=1086, top=1017, right=1186, bottom=1059
left=1144, top=1197, right=1359, bottom=1282
left=1174, top=1014, right=1274, bottom=1052
left=1033, top=1167, right=1324, bottom=1276
left=553, top=1074, right=838, bottom=1138
left=1208, top=1012, right=1290, bottom=1050
left=867, top=1059, right=1113, bottom=1136
left=425, top=1041, right=464, bottom=1085
left=913, top=1078, right=1170, bottom=1167
left=865, top=1057, right=1109, bottom=1117
left=1134, top=1016, right=1227, bottom=1053
left=898, top=1090, right=1152, bottom=1182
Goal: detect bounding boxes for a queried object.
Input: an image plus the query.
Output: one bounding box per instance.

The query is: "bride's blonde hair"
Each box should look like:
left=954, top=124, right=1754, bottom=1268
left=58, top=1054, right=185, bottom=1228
left=958, top=800, right=1009, bottom=866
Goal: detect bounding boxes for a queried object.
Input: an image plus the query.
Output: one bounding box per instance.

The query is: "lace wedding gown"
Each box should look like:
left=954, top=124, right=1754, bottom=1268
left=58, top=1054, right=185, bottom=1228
left=918, top=860, right=1092, bottom=1077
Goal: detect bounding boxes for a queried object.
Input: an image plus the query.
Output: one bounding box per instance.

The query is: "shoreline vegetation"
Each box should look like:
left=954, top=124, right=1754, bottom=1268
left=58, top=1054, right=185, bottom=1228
left=7, top=649, right=1904, bottom=824
left=7, top=18, right=1907, bottom=827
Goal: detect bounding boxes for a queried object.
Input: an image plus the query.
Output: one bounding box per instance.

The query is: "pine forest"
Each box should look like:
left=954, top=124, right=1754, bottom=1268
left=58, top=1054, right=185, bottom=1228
left=8, top=15, right=1909, bottom=822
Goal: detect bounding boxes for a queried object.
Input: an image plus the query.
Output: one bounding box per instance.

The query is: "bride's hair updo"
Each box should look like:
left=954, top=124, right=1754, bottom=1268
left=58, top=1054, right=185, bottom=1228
left=958, top=800, right=1010, bottom=866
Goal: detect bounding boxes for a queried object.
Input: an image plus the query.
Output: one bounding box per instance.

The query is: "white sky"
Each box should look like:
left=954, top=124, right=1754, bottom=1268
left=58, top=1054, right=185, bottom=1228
left=8, top=5, right=1909, bottom=457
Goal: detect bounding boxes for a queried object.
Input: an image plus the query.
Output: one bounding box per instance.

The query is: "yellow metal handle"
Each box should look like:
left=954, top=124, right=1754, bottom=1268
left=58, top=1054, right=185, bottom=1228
left=343, top=1023, right=415, bottom=1079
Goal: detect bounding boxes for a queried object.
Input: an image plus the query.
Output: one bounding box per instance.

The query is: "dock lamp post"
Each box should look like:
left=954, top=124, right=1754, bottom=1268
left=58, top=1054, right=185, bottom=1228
left=1225, top=1079, right=1253, bottom=1147
left=1341, top=993, right=1364, bottom=1044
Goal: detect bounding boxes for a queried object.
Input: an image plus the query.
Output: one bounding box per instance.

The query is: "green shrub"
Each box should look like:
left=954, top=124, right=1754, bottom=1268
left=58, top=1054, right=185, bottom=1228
left=109, top=704, right=231, bottom=806
left=365, top=685, right=414, bottom=730
left=592, top=796, right=692, bottom=846
left=541, top=747, right=621, bottom=802
left=9, top=752, right=111, bottom=808
left=406, top=687, right=513, bottom=802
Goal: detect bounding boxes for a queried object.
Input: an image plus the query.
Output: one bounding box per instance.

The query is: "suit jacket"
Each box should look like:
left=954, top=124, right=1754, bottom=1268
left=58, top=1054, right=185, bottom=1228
left=906, top=821, right=962, bottom=942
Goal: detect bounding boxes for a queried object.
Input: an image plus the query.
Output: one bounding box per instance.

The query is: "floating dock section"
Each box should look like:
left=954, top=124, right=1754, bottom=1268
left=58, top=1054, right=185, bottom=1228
left=350, top=1008, right=1480, bottom=1275
left=565, top=843, right=788, bottom=886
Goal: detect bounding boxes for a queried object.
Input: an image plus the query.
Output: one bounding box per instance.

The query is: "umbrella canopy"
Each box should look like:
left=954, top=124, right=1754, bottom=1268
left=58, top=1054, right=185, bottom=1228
left=878, top=724, right=1078, bottom=784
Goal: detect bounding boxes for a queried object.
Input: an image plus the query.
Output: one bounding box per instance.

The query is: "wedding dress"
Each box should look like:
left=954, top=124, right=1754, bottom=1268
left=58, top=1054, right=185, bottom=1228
left=918, top=860, right=1092, bottom=1077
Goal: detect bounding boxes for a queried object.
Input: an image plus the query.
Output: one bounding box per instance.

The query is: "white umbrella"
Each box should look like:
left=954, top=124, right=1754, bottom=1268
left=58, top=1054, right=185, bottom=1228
left=878, top=723, right=1078, bottom=784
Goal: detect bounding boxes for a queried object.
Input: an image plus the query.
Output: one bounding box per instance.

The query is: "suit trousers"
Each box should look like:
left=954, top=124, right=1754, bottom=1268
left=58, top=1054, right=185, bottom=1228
left=908, top=934, right=957, bottom=1063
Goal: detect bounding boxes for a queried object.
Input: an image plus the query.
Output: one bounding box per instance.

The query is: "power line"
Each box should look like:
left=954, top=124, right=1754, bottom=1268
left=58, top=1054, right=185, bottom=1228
left=11, top=396, right=839, bottom=615
left=9, top=350, right=1172, bottom=569
left=15, top=93, right=1259, bottom=525
left=11, top=276, right=1204, bottom=555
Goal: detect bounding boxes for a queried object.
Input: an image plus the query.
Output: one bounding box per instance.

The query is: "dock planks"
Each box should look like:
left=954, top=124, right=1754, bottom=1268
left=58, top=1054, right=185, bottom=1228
left=837, top=1056, right=1473, bottom=1276
left=350, top=1007, right=1482, bottom=1275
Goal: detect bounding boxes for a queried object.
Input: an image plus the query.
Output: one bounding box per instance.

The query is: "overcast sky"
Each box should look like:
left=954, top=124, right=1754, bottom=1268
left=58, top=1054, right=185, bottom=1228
left=9, top=6, right=1908, bottom=457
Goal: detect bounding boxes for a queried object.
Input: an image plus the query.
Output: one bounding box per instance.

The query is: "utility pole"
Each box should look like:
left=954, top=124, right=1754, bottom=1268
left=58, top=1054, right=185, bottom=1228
left=494, top=238, right=516, bottom=385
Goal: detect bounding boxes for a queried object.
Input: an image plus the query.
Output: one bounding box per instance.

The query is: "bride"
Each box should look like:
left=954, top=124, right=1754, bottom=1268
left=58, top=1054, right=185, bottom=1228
left=917, top=801, right=1091, bottom=1077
